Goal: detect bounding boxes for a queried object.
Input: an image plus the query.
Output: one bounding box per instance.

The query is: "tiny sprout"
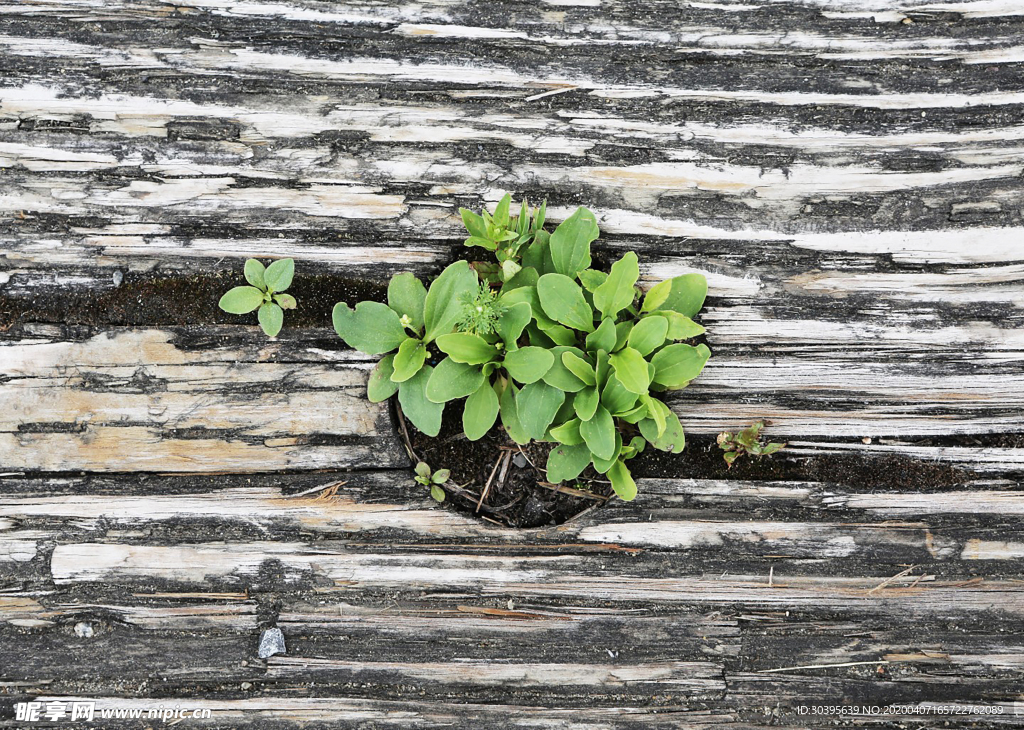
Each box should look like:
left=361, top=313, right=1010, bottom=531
left=414, top=461, right=450, bottom=502
left=218, top=258, right=296, bottom=337
left=717, top=420, right=786, bottom=468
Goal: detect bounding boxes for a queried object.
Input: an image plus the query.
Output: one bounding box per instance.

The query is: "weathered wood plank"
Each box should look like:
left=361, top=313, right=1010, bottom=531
left=5, top=473, right=1023, bottom=569
left=0, top=328, right=405, bottom=472
left=3, top=0, right=1024, bottom=725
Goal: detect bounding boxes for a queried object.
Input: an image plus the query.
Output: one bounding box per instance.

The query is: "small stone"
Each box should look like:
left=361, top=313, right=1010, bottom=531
left=74, top=622, right=93, bottom=638
left=241, top=682, right=253, bottom=690
left=862, top=437, right=872, bottom=444
left=513, top=453, right=528, bottom=468
left=112, top=270, right=124, bottom=287
left=257, top=627, right=286, bottom=659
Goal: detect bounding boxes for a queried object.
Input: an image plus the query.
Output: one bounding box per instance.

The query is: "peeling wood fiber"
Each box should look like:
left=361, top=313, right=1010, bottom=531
left=2, top=1, right=1024, bottom=728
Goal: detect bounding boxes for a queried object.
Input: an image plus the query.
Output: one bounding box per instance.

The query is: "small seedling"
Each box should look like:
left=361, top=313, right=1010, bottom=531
left=717, top=420, right=785, bottom=467
left=219, top=258, right=296, bottom=337
left=414, top=461, right=450, bottom=502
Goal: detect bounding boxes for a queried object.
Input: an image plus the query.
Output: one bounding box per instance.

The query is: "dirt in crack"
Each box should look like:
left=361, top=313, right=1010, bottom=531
left=0, top=270, right=386, bottom=331
left=402, top=403, right=611, bottom=528
left=405, top=402, right=976, bottom=528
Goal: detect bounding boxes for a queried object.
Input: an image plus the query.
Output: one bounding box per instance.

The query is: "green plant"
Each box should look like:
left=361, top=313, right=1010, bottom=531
left=333, top=196, right=712, bottom=502
left=717, top=421, right=785, bottom=467
left=218, top=258, right=297, bottom=337
left=460, top=193, right=547, bottom=283
left=414, top=461, right=450, bottom=502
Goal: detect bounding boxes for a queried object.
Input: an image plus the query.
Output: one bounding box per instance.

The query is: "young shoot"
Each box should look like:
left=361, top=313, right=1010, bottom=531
left=218, top=258, right=296, bottom=337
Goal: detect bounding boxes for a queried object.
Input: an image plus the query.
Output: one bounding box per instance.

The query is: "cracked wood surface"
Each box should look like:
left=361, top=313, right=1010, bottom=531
left=2, top=0, right=1024, bottom=727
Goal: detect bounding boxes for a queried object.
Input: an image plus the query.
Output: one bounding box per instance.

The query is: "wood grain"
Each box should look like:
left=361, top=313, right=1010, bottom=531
left=2, top=0, right=1024, bottom=726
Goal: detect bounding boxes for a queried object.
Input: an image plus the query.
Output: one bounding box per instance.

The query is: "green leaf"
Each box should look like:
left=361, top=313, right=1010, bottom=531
left=274, top=293, right=297, bottom=310
left=398, top=365, right=444, bottom=437
left=516, top=380, right=565, bottom=441
left=627, top=316, right=668, bottom=357
left=501, top=286, right=557, bottom=331
left=578, top=268, right=607, bottom=293
left=522, top=233, right=555, bottom=275
left=614, top=321, right=632, bottom=352
left=585, top=316, right=617, bottom=354
left=460, top=208, right=487, bottom=238
left=553, top=390, right=577, bottom=424
left=609, top=347, right=650, bottom=395
left=574, top=385, right=599, bottom=421
left=333, top=301, right=408, bottom=355
left=430, top=485, right=446, bottom=502
left=639, top=401, right=685, bottom=454
left=244, top=259, right=266, bottom=290
left=463, top=380, right=499, bottom=440
left=465, top=236, right=497, bottom=251
left=561, top=351, right=596, bottom=386
left=537, top=274, right=594, bottom=332
left=219, top=286, right=265, bottom=314
left=651, top=343, right=711, bottom=388
left=601, top=374, right=638, bottom=415
left=546, top=442, right=592, bottom=484
left=496, top=302, right=532, bottom=351
left=641, top=273, right=707, bottom=318
left=549, top=207, right=598, bottom=277
left=542, top=346, right=588, bottom=392
left=258, top=302, right=284, bottom=337
left=436, top=333, right=499, bottom=365
left=762, top=442, right=786, bottom=455
left=391, top=337, right=427, bottom=383
left=415, top=462, right=431, bottom=479
left=504, top=266, right=539, bottom=291
left=538, top=323, right=577, bottom=346
left=549, top=418, right=584, bottom=446
left=527, top=323, right=555, bottom=348
left=608, top=460, right=638, bottom=501
left=593, top=251, right=639, bottom=319
left=367, top=354, right=400, bottom=403
left=595, top=350, right=611, bottom=387
left=623, top=436, right=646, bottom=459
left=493, top=193, right=511, bottom=228
left=425, top=356, right=484, bottom=403
left=579, top=405, right=616, bottom=461
left=640, top=394, right=665, bottom=436
left=387, top=273, right=427, bottom=332
left=423, top=261, right=478, bottom=342
left=649, top=311, right=705, bottom=340
left=499, top=381, right=531, bottom=445
left=617, top=402, right=648, bottom=423
left=591, top=432, right=622, bottom=474
left=504, top=346, right=554, bottom=384
left=264, top=258, right=295, bottom=293
left=431, top=468, right=450, bottom=484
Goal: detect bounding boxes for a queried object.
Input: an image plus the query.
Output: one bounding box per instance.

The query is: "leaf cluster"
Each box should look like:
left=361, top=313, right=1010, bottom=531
left=333, top=197, right=712, bottom=501
left=414, top=462, right=450, bottom=502
left=218, top=259, right=297, bottom=337
left=717, top=421, right=785, bottom=467
left=460, top=193, right=547, bottom=283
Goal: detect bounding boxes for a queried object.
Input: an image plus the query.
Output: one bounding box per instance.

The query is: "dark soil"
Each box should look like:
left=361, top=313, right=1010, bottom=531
left=0, top=269, right=385, bottom=332
left=403, top=399, right=975, bottom=528
left=629, top=432, right=973, bottom=492
left=403, top=402, right=613, bottom=529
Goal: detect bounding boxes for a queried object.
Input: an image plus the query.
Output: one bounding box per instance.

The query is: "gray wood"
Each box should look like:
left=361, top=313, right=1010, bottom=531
left=2, top=0, right=1023, bottom=727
